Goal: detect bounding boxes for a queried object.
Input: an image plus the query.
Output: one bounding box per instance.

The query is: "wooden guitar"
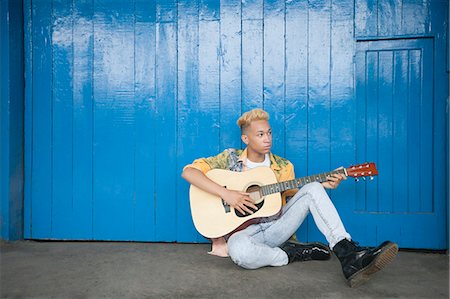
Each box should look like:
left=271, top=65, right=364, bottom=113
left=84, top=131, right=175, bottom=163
left=189, top=162, right=378, bottom=238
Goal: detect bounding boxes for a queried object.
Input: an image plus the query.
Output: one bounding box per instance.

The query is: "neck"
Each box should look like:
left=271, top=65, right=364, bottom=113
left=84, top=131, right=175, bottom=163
left=246, top=149, right=266, bottom=163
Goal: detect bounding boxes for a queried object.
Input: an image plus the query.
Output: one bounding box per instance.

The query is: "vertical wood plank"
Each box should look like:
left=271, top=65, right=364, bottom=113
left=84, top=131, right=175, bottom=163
left=365, top=50, right=379, bottom=212
left=286, top=0, right=309, bottom=241
left=72, top=0, right=93, bottom=239
left=263, top=0, right=285, bottom=156
left=177, top=0, right=201, bottom=242
left=285, top=0, right=308, bottom=176
left=330, top=0, right=355, bottom=226
left=307, top=0, right=331, bottom=175
left=242, top=0, right=263, bottom=111
left=355, top=46, right=368, bottom=212
left=155, top=0, right=177, bottom=241
left=392, top=50, right=408, bottom=213
left=52, top=0, right=74, bottom=238
left=378, top=50, right=393, bottom=213
left=219, top=0, right=241, bottom=150
left=355, top=0, right=377, bottom=37
left=93, top=0, right=135, bottom=240
left=402, top=0, right=429, bottom=35
left=31, top=0, right=53, bottom=238
left=23, top=0, right=33, bottom=238
left=378, top=0, right=402, bottom=37
left=420, top=41, right=433, bottom=213
left=307, top=0, right=331, bottom=241
left=134, top=0, right=156, bottom=241
left=407, top=49, right=421, bottom=213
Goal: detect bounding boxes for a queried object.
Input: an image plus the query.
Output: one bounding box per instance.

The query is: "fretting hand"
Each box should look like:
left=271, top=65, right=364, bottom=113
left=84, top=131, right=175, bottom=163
left=322, top=167, right=347, bottom=189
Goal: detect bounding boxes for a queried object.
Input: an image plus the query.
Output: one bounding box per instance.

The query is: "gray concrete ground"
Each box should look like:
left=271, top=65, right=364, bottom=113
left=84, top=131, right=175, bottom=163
left=0, top=241, right=448, bottom=299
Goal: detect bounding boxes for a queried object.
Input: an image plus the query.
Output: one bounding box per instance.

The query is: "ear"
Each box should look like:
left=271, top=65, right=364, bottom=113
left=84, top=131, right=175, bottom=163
left=241, top=134, right=249, bottom=145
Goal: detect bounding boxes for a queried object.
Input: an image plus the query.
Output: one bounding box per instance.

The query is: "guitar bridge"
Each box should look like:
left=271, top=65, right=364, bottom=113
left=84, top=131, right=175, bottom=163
left=222, top=199, right=231, bottom=213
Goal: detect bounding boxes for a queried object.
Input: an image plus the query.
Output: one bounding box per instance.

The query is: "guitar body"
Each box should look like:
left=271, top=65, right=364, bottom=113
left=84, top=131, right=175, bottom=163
left=189, top=162, right=378, bottom=239
left=189, top=167, right=282, bottom=239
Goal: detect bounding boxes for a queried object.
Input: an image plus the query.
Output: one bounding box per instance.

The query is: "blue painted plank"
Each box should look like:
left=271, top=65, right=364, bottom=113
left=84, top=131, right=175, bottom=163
left=155, top=0, right=177, bottom=241
left=93, top=0, right=135, bottom=240
left=285, top=0, right=308, bottom=178
left=285, top=0, right=309, bottom=242
left=355, top=0, right=377, bottom=37
left=329, top=0, right=355, bottom=225
left=23, top=0, right=33, bottom=238
left=378, top=0, right=402, bottom=37
left=407, top=49, right=421, bottom=213
left=392, top=50, right=408, bottom=213
left=134, top=0, right=156, bottom=241
left=365, top=50, right=379, bottom=212
left=1, top=0, right=10, bottom=240
left=177, top=0, right=201, bottom=242
left=219, top=0, right=242, bottom=150
left=263, top=0, right=285, bottom=156
left=402, top=0, right=429, bottom=35
left=355, top=47, right=368, bottom=212
left=72, top=0, right=93, bottom=240
left=307, top=0, right=331, bottom=242
left=429, top=1, right=447, bottom=248
left=377, top=50, right=394, bottom=213
left=52, top=0, right=74, bottom=239
left=242, top=19, right=263, bottom=112
left=420, top=41, right=433, bottom=213
left=31, top=0, right=53, bottom=238
left=307, top=0, right=331, bottom=174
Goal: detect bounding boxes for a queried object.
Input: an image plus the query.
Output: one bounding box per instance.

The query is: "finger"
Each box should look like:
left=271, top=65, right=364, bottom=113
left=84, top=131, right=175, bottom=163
left=243, top=200, right=258, bottom=210
left=327, top=175, right=339, bottom=182
left=234, top=205, right=246, bottom=215
left=240, top=203, right=254, bottom=215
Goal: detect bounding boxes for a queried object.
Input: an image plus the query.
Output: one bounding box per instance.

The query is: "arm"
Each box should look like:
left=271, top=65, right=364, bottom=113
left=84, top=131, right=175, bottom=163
left=181, top=167, right=258, bottom=215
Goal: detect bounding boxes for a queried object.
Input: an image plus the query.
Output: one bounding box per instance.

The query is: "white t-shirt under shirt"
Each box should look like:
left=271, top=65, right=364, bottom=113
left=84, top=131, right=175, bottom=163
left=246, top=153, right=270, bottom=170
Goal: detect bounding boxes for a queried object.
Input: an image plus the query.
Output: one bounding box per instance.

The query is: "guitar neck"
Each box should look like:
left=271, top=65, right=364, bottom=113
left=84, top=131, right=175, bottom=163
left=260, top=169, right=346, bottom=196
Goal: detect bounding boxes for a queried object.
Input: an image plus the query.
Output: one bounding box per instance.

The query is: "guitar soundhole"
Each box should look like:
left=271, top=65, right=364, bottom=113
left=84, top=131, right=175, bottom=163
left=235, top=185, right=264, bottom=218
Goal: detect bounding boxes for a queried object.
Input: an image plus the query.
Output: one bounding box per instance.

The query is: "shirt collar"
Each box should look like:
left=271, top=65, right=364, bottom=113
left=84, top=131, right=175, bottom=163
left=238, top=147, right=281, bottom=171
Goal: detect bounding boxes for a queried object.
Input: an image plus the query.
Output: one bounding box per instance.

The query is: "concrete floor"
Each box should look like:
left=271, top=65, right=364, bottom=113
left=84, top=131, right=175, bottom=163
left=0, top=241, right=448, bottom=298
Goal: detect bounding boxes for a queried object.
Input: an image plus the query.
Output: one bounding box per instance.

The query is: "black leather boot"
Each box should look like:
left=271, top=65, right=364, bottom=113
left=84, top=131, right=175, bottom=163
left=280, top=241, right=331, bottom=263
left=333, top=239, right=398, bottom=287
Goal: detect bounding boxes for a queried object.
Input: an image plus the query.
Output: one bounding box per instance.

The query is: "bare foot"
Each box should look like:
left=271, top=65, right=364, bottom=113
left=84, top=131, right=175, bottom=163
left=208, top=237, right=229, bottom=257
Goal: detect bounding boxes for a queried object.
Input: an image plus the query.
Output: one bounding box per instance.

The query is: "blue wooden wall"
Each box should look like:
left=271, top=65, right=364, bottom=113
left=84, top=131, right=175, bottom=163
left=23, top=0, right=448, bottom=248
left=1, top=0, right=24, bottom=241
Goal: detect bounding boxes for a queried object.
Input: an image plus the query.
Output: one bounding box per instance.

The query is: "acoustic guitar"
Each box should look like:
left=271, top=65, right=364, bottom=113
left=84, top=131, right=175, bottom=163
left=189, top=162, right=378, bottom=238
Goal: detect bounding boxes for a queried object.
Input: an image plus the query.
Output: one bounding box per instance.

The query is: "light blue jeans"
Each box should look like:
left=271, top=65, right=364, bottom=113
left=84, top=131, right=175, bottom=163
left=227, top=182, right=351, bottom=269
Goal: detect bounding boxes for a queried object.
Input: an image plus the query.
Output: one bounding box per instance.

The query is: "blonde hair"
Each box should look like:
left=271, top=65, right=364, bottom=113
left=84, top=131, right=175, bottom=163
left=237, top=108, right=269, bottom=132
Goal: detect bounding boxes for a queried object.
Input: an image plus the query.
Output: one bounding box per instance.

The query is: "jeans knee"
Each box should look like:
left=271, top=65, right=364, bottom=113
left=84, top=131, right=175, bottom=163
left=303, top=182, right=325, bottom=194
left=228, top=234, right=258, bottom=269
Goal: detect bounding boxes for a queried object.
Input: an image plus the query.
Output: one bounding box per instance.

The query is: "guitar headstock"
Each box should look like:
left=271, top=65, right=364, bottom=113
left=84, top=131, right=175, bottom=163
left=345, top=162, right=378, bottom=181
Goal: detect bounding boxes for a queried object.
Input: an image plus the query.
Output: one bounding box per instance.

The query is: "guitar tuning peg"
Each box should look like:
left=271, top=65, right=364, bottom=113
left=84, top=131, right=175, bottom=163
left=370, top=176, right=374, bottom=181
left=354, top=178, right=359, bottom=182
left=362, top=177, right=366, bottom=181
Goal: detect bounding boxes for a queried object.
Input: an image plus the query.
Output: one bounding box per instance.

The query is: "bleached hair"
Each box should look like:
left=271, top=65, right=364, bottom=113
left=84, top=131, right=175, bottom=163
left=236, top=108, right=269, bottom=133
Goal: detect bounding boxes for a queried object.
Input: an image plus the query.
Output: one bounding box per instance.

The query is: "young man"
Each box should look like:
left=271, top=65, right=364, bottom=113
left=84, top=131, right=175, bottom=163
left=182, top=108, right=398, bottom=287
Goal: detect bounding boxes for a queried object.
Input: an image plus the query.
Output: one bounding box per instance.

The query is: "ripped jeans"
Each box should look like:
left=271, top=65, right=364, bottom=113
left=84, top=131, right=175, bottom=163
left=227, top=182, right=351, bottom=269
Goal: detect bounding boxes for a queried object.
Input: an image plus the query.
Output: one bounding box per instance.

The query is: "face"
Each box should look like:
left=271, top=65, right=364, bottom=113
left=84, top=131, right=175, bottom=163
left=241, top=120, right=272, bottom=156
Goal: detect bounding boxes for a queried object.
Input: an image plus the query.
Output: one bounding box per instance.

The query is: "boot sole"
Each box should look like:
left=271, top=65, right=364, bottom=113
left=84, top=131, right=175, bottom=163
left=347, top=242, right=399, bottom=288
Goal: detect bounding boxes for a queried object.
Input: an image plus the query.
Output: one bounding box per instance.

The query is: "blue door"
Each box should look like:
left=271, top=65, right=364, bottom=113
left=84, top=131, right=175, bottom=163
left=24, top=0, right=448, bottom=248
